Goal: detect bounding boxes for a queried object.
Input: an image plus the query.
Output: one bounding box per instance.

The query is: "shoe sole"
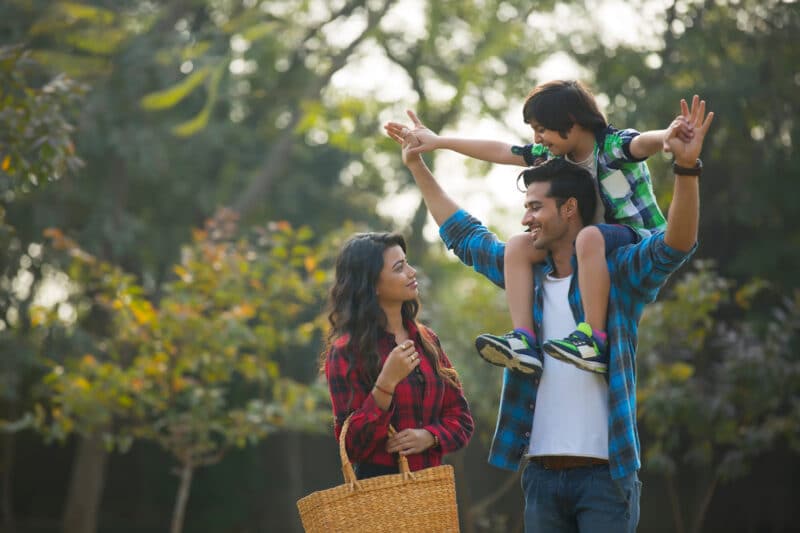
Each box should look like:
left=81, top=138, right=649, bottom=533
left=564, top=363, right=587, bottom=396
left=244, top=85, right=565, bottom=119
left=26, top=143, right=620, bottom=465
left=475, top=337, right=542, bottom=375
left=543, top=344, right=607, bottom=374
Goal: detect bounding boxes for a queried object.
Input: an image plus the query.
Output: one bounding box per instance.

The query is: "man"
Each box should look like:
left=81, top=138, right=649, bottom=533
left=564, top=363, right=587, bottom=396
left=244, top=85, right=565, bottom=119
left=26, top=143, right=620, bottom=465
left=388, top=96, right=713, bottom=532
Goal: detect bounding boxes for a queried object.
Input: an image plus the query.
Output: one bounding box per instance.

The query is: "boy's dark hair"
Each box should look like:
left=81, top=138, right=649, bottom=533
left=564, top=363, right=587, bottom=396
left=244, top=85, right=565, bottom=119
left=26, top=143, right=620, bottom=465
left=518, top=158, right=597, bottom=227
left=522, top=80, right=607, bottom=139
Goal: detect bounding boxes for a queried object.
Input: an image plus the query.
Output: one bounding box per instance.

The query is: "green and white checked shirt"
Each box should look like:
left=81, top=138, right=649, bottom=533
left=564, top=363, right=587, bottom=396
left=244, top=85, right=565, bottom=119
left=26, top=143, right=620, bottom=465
left=512, top=126, right=667, bottom=238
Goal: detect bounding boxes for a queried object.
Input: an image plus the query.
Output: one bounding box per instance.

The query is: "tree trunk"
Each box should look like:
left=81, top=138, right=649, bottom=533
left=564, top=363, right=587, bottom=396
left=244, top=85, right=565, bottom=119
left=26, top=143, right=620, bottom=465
left=467, top=468, right=522, bottom=524
left=62, top=433, right=109, bottom=533
left=690, top=470, right=719, bottom=533
left=2, top=428, right=17, bottom=533
left=170, top=462, right=194, bottom=533
left=666, top=473, right=686, bottom=533
left=449, top=452, right=474, bottom=533
left=285, top=432, right=304, bottom=532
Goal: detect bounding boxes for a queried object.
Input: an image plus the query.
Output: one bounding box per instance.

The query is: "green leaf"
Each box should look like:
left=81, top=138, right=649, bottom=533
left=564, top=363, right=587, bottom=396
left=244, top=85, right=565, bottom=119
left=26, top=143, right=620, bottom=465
left=63, top=28, right=129, bottom=56
left=171, top=64, right=225, bottom=137
left=29, top=50, right=111, bottom=77
left=140, top=65, right=212, bottom=111
left=59, top=2, right=116, bottom=24
left=240, top=22, right=278, bottom=42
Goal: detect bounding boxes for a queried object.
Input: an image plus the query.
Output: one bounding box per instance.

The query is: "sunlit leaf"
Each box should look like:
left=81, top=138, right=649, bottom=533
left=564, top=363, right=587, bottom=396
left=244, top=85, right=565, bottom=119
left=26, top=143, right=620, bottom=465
left=240, top=22, right=278, bottom=42
left=140, top=65, right=212, bottom=111
left=171, top=63, right=226, bottom=137
left=29, top=50, right=111, bottom=77
left=63, top=27, right=128, bottom=56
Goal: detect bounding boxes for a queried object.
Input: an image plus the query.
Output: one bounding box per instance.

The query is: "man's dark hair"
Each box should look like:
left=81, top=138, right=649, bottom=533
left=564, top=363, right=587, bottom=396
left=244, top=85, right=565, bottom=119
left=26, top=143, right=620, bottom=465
left=522, top=80, right=607, bottom=139
left=518, top=158, right=597, bottom=227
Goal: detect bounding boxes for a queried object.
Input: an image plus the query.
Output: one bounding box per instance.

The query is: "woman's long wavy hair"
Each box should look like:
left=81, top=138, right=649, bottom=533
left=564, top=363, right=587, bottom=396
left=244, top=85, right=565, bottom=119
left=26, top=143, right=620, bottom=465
left=323, top=232, right=459, bottom=393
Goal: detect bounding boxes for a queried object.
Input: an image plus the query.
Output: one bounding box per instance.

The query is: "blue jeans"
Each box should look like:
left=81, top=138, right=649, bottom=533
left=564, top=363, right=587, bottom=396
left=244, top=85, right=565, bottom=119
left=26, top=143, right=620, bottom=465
left=521, top=461, right=641, bottom=533
left=595, top=224, right=640, bottom=255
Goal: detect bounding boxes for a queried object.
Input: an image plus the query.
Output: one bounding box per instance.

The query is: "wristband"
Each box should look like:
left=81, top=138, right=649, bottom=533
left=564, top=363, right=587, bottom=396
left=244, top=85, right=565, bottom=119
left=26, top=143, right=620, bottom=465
left=673, top=158, right=702, bottom=176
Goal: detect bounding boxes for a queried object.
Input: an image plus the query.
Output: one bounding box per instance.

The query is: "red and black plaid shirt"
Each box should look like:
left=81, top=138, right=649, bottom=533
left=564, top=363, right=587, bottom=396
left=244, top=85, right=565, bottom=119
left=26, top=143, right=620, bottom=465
left=325, top=320, right=473, bottom=472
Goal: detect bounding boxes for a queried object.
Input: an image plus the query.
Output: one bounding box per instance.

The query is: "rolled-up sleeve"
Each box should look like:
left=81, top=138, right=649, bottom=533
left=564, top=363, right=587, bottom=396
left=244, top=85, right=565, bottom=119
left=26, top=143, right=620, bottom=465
left=424, top=390, right=473, bottom=454
left=325, top=345, right=393, bottom=462
left=613, top=232, right=697, bottom=302
left=439, top=210, right=507, bottom=289
left=423, top=337, right=473, bottom=454
left=603, top=127, right=647, bottom=164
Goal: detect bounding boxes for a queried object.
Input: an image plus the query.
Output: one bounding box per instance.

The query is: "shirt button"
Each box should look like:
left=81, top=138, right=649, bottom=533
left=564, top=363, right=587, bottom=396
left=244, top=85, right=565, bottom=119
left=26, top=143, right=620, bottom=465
left=528, top=403, right=534, bottom=410
left=524, top=432, right=530, bottom=438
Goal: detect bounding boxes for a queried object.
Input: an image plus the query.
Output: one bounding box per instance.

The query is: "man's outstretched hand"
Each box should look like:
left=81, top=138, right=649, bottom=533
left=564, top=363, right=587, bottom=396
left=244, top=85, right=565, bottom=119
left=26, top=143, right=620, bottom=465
left=665, top=95, right=715, bottom=167
left=384, top=110, right=440, bottom=155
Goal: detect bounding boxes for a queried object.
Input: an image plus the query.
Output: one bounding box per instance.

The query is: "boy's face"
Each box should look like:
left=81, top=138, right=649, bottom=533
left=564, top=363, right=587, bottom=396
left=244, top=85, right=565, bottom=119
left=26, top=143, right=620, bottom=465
left=528, top=121, right=576, bottom=157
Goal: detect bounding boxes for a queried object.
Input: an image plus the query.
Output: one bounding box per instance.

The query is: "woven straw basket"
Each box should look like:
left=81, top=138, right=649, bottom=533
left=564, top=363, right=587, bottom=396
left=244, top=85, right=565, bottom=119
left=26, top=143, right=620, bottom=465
left=296, top=415, right=460, bottom=532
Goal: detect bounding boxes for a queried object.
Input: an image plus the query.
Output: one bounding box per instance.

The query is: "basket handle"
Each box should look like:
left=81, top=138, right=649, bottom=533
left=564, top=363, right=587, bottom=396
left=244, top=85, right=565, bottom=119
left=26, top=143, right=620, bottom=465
left=339, top=413, right=412, bottom=487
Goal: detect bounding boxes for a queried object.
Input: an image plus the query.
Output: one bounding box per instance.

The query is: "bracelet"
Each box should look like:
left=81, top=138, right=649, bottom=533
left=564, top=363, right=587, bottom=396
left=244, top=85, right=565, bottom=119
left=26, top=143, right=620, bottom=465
left=673, top=158, right=703, bottom=176
left=432, top=433, right=440, bottom=448
left=374, top=383, right=394, bottom=397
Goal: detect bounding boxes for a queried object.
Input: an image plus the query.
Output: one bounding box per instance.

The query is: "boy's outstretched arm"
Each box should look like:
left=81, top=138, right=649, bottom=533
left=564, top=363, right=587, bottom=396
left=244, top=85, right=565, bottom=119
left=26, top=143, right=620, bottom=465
left=629, top=116, right=695, bottom=159
left=384, top=110, right=526, bottom=166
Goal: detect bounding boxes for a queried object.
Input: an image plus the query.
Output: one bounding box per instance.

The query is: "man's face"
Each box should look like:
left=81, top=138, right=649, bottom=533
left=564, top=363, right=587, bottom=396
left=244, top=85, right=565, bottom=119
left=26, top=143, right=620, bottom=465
left=520, top=181, right=570, bottom=250
left=529, top=120, right=576, bottom=157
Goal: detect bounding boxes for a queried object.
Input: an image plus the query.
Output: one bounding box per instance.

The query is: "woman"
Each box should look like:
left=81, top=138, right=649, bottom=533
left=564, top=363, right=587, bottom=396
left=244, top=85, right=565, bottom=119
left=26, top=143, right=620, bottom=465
left=323, top=232, right=473, bottom=479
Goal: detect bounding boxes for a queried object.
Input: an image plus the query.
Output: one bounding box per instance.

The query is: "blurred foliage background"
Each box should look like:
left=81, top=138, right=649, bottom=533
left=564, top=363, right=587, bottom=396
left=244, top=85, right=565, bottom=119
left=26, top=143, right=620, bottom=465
left=0, top=0, right=798, bottom=532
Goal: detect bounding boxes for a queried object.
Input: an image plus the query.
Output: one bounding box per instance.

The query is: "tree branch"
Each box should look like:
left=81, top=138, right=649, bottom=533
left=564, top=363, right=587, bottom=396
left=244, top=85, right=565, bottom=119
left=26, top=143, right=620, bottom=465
left=233, top=0, right=396, bottom=216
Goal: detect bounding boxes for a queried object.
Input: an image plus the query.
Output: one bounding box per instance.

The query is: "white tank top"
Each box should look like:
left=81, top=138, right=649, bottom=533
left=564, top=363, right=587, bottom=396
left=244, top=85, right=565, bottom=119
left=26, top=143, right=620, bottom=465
left=527, top=273, right=609, bottom=459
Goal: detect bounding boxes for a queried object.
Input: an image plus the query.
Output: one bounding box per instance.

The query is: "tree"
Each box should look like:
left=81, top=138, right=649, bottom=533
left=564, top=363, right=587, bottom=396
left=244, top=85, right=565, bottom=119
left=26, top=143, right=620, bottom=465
left=562, top=0, right=800, bottom=288
left=35, top=211, right=332, bottom=533
left=3, top=3, right=392, bottom=530
left=637, top=261, right=800, bottom=533
left=0, top=43, right=85, bottom=533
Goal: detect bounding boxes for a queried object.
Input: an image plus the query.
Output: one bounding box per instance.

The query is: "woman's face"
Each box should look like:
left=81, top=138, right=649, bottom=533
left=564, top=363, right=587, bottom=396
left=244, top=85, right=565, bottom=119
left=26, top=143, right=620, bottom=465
left=375, top=245, right=418, bottom=306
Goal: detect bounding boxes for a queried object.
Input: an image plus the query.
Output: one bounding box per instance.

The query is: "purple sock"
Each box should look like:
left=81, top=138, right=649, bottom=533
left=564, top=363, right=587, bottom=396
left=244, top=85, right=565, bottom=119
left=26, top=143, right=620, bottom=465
left=591, top=328, right=608, bottom=348
left=514, top=327, right=537, bottom=344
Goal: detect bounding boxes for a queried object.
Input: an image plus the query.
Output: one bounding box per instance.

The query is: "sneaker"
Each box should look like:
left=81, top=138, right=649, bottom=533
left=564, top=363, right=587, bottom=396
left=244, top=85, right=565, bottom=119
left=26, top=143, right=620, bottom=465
left=542, top=322, right=608, bottom=374
left=474, top=330, right=543, bottom=376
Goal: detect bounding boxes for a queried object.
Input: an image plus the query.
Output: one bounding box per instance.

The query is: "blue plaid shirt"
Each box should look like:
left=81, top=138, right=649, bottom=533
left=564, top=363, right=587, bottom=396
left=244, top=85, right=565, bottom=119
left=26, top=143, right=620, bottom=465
left=440, top=209, right=695, bottom=480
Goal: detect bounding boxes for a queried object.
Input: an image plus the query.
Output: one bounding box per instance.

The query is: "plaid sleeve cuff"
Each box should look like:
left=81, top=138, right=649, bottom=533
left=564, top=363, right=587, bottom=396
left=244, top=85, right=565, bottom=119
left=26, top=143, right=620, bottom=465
left=651, top=231, right=698, bottom=268
left=439, top=209, right=475, bottom=249
left=360, top=389, right=394, bottom=423
left=606, top=126, right=647, bottom=163
left=511, top=144, right=535, bottom=166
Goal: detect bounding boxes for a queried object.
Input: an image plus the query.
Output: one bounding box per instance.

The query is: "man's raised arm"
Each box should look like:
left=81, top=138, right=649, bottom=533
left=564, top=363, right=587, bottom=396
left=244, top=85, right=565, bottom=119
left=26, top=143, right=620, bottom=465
left=664, top=95, right=715, bottom=252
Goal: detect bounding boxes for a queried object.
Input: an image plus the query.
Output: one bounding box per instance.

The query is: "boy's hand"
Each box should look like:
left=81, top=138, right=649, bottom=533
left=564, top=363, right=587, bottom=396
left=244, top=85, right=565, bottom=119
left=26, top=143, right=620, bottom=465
left=665, top=95, right=714, bottom=166
left=662, top=116, right=695, bottom=152
left=384, top=110, right=440, bottom=154
left=401, top=133, right=423, bottom=166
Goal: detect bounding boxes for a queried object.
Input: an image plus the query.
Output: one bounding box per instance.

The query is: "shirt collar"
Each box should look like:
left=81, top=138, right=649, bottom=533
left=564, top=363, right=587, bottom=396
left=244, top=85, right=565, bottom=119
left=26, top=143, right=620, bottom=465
left=379, top=317, right=419, bottom=344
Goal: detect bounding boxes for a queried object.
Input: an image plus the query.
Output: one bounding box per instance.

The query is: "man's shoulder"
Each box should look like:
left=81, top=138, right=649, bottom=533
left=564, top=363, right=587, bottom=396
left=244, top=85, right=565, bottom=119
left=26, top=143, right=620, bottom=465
left=609, top=231, right=696, bottom=271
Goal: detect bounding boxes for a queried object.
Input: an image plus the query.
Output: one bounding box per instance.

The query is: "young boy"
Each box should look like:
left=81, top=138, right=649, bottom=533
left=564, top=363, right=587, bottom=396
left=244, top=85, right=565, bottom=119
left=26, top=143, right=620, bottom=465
left=385, top=80, right=690, bottom=376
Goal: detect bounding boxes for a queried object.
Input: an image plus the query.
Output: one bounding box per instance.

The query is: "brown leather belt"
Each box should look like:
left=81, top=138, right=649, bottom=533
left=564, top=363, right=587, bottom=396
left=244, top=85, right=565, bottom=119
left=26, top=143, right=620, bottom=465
left=529, top=455, right=609, bottom=470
